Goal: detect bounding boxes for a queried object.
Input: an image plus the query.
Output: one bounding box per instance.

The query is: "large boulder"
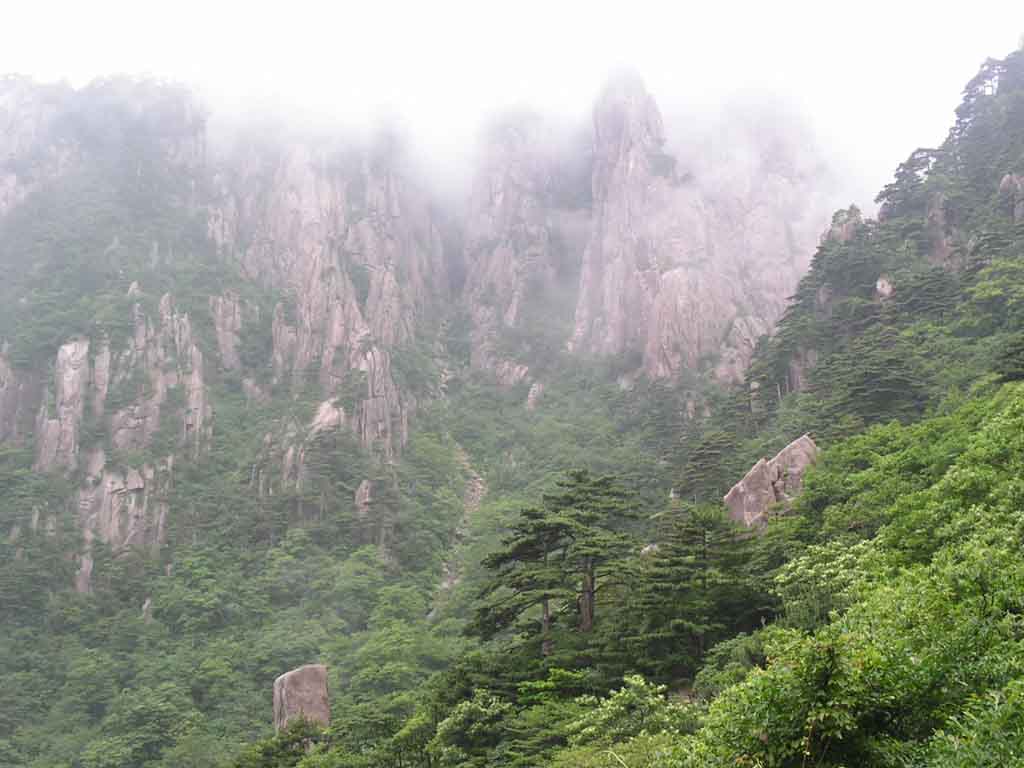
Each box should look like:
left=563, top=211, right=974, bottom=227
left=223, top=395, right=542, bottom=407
left=273, top=664, right=330, bottom=731
left=722, top=458, right=776, bottom=527
left=724, top=434, right=819, bottom=527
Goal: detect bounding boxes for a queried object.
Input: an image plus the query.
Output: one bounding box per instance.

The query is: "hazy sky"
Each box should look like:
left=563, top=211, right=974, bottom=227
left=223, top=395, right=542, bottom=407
left=3, top=0, right=1022, bottom=207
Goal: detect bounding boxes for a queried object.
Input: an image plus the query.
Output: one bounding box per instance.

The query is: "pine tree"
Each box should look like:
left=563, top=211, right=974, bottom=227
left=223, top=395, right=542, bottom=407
left=470, top=505, right=575, bottom=656
left=468, top=470, right=635, bottom=656
left=625, top=502, right=738, bottom=681
left=995, top=331, right=1024, bottom=381
left=539, top=470, right=634, bottom=634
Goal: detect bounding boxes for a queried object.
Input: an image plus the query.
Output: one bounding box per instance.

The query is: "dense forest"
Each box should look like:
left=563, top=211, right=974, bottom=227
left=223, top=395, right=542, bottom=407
left=2, top=45, right=1024, bottom=768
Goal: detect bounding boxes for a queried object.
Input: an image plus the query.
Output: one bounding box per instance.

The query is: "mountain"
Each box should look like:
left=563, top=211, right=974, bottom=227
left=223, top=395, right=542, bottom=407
left=2, top=42, right=1023, bottom=768
left=0, top=69, right=831, bottom=594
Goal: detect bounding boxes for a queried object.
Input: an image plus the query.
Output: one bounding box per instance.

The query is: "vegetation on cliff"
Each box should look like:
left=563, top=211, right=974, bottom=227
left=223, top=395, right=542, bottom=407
left=1, top=43, right=1024, bottom=768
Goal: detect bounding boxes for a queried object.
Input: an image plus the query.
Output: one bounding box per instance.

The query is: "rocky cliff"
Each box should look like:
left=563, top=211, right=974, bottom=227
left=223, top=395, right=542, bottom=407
left=24, top=290, right=212, bottom=590
left=462, top=113, right=590, bottom=382
left=208, top=132, right=446, bottom=455
left=0, top=73, right=837, bottom=591
left=569, top=75, right=827, bottom=382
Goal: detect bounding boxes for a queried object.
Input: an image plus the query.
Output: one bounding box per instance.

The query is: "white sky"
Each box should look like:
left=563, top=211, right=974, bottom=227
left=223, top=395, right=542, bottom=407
left=3, top=0, right=1022, bottom=207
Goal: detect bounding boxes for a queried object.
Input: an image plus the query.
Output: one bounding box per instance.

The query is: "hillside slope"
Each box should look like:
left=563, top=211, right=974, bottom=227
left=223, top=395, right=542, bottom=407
left=219, top=46, right=1024, bottom=768
left=0, top=70, right=834, bottom=768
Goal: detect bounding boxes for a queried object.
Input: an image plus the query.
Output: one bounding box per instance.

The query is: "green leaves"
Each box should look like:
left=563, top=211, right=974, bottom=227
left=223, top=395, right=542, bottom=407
left=469, top=470, right=636, bottom=651
left=566, top=676, right=700, bottom=748
left=661, top=384, right=1024, bottom=767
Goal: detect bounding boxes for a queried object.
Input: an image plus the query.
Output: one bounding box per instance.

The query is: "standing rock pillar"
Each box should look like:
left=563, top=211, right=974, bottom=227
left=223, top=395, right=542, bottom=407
left=273, top=664, right=330, bottom=731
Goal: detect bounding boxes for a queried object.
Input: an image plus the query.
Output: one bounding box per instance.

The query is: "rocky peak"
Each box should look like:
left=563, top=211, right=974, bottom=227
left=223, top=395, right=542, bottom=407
left=34, top=338, right=91, bottom=472
left=461, top=110, right=592, bottom=384
left=463, top=113, right=556, bottom=372
left=570, top=76, right=823, bottom=382
left=13, top=284, right=214, bottom=589
left=823, top=205, right=863, bottom=244
left=590, top=71, right=667, bottom=197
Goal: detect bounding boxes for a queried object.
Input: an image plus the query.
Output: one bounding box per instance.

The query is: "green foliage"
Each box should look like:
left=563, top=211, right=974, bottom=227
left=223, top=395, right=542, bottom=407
left=5, top=46, right=1024, bottom=768
left=691, top=631, right=768, bottom=701
left=926, top=678, right=1024, bottom=767
left=995, top=330, right=1024, bottom=381
left=772, top=539, right=877, bottom=630
left=469, top=470, right=636, bottom=654
left=80, top=683, right=200, bottom=768
left=427, top=690, right=514, bottom=767
left=653, top=383, right=1024, bottom=767
left=230, top=719, right=328, bottom=768
left=621, top=503, right=763, bottom=682
left=565, top=675, right=700, bottom=748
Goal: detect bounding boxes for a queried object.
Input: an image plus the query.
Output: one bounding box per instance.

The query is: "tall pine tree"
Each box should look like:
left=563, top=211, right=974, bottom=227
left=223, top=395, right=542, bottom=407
left=625, top=502, right=743, bottom=682
left=469, top=470, right=635, bottom=657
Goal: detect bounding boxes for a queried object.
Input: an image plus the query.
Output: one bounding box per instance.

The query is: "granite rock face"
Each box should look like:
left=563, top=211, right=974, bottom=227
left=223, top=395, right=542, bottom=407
left=823, top=206, right=863, bottom=244
left=999, top=173, right=1024, bottom=223
left=273, top=664, right=330, bottom=731
left=34, top=338, right=91, bottom=472
left=724, top=434, right=819, bottom=526
left=209, top=135, right=443, bottom=455
left=569, top=75, right=827, bottom=382
left=0, top=73, right=842, bottom=591
left=75, top=450, right=173, bottom=593
left=462, top=113, right=591, bottom=379
left=925, top=192, right=960, bottom=267
left=209, top=291, right=247, bottom=370
left=0, top=346, right=40, bottom=442
left=463, top=114, right=555, bottom=373
left=14, top=287, right=210, bottom=590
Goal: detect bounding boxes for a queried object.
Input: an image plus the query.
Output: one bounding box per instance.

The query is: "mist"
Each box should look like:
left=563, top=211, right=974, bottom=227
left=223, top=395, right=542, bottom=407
left=4, top=0, right=1022, bottom=212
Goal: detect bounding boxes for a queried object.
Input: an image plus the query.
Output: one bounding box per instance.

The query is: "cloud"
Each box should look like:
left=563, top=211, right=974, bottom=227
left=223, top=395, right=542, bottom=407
left=3, top=0, right=1022, bottom=208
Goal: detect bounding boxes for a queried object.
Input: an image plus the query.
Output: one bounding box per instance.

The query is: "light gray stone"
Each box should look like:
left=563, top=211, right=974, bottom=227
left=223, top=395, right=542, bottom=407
left=273, top=664, right=330, bottom=731
left=724, top=434, right=819, bottom=527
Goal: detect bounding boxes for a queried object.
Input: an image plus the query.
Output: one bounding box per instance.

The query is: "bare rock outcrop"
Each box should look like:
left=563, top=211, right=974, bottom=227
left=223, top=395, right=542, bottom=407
left=34, top=338, right=91, bottom=472
left=526, top=381, right=544, bottom=410
left=281, top=399, right=346, bottom=492
left=569, top=75, right=826, bottom=382
left=106, top=293, right=212, bottom=458
left=462, top=113, right=590, bottom=376
left=75, top=449, right=172, bottom=592
left=209, top=136, right=440, bottom=454
left=823, top=206, right=863, bottom=244
left=998, top=173, right=1024, bottom=223
left=724, top=434, right=819, bottom=527
left=925, top=192, right=960, bottom=267
left=0, top=345, right=41, bottom=443
left=209, top=291, right=246, bottom=370
left=17, top=286, right=209, bottom=588
left=273, top=664, right=330, bottom=732
left=463, top=114, right=554, bottom=369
